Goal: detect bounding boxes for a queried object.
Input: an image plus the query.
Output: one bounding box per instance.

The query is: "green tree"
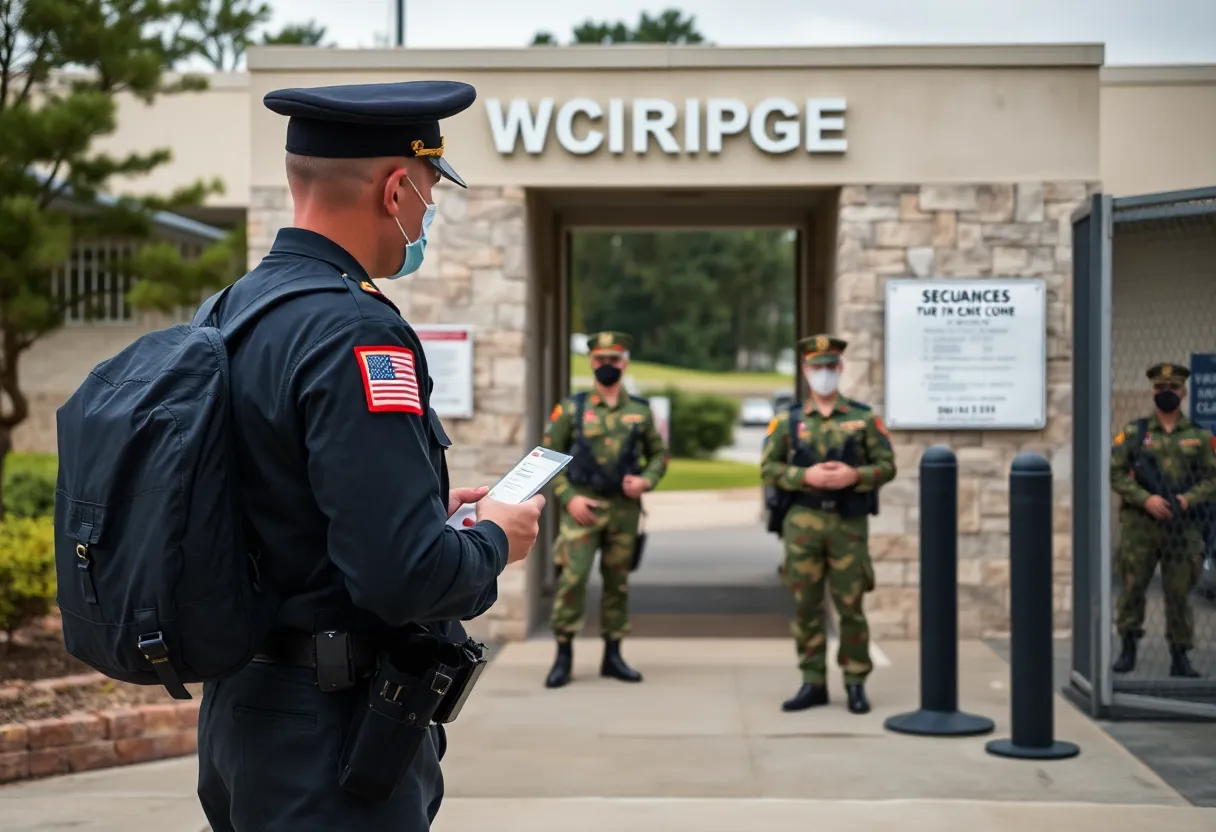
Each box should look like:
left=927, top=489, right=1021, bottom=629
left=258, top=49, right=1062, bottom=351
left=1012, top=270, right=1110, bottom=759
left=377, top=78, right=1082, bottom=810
left=177, top=0, right=330, bottom=70
left=532, top=7, right=708, bottom=46
left=0, top=0, right=240, bottom=515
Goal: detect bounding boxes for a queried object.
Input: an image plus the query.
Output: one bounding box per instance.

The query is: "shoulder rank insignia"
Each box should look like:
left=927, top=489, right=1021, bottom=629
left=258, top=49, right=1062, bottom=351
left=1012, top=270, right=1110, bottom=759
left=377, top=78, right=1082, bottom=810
left=359, top=280, right=382, bottom=295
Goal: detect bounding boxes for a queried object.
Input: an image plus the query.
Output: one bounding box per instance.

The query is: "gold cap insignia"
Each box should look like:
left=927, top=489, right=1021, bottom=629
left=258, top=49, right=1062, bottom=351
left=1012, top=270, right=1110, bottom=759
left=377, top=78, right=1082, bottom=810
left=816, top=335, right=829, bottom=352
left=1162, top=364, right=1172, bottom=378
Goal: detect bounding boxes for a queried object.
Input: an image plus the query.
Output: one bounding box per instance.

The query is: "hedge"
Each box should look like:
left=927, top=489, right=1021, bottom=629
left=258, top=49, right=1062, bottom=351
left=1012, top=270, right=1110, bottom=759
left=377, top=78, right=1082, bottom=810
left=0, top=515, right=56, bottom=642
left=5, top=453, right=57, bottom=520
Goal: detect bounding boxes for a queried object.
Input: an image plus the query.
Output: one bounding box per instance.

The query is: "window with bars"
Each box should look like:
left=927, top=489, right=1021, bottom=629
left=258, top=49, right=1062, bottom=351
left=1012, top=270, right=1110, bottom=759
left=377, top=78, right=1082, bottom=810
left=51, top=238, right=207, bottom=325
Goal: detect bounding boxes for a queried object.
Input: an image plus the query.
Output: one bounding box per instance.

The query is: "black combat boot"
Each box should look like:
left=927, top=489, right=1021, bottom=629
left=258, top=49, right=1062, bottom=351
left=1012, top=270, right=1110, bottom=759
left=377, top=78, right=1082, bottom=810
left=781, top=683, right=829, bottom=712
left=600, top=638, right=642, bottom=682
left=1169, top=644, right=1201, bottom=678
left=544, top=640, right=573, bottom=688
left=1112, top=634, right=1138, bottom=673
left=846, top=684, right=871, bottom=715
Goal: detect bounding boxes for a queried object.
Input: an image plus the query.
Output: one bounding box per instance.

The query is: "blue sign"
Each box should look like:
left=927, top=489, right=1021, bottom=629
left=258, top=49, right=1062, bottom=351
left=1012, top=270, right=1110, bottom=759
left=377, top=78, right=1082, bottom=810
left=1189, top=353, right=1216, bottom=433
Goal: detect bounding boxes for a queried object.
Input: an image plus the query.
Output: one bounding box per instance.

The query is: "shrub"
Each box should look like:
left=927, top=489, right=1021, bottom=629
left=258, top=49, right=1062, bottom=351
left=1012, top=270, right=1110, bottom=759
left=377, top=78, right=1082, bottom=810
left=655, top=386, right=739, bottom=459
left=4, top=453, right=57, bottom=519
left=0, top=516, right=56, bottom=643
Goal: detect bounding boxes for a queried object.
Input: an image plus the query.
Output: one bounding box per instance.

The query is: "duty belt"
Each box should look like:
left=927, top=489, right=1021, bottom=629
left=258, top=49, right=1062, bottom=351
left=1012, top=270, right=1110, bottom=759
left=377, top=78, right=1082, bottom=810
left=253, top=630, right=380, bottom=692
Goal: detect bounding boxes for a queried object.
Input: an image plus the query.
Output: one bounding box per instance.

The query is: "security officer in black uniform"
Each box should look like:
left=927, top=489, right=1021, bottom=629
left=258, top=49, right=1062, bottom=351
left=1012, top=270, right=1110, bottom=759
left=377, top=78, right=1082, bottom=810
left=193, top=81, right=545, bottom=831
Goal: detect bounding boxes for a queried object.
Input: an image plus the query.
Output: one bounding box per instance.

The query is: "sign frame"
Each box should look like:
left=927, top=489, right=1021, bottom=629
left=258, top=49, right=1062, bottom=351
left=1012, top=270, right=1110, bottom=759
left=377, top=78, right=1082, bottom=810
left=882, top=277, right=1048, bottom=431
left=1189, top=352, right=1216, bottom=433
left=413, top=323, right=475, bottom=420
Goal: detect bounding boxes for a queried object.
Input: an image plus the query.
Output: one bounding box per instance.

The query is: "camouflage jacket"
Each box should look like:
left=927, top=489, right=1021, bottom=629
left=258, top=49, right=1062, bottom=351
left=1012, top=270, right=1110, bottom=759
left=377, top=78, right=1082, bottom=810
left=761, top=397, right=896, bottom=494
left=1110, top=413, right=1216, bottom=509
left=542, top=391, right=669, bottom=506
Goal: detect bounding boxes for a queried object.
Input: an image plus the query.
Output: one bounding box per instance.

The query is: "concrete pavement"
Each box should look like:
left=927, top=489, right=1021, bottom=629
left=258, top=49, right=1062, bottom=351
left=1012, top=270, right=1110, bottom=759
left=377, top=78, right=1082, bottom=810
left=4, top=638, right=1213, bottom=831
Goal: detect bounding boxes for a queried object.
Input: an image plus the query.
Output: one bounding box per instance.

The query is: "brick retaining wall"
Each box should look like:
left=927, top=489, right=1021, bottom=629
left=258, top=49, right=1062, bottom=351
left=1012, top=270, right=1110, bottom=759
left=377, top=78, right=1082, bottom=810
left=0, top=699, right=199, bottom=784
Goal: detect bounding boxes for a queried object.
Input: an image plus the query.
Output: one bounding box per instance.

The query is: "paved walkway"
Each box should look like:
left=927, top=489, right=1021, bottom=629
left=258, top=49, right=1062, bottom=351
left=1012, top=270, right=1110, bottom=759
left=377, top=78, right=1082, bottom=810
left=2, top=639, right=1213, bottom=831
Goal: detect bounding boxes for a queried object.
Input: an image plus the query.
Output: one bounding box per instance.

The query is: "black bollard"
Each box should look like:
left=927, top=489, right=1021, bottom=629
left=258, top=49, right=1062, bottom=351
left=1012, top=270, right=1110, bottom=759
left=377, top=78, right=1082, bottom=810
left=885, top=446, right=994, bottom=737
left=986, top=453, right=1080, bottom=760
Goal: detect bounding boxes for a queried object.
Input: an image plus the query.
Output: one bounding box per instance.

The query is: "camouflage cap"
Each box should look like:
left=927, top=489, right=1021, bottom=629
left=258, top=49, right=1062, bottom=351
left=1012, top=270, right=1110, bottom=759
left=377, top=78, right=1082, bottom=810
left=586, top=331, right=632, bottom=357
left=798, top=334, right=847, bottom=366
left=1147, top=362, right=1190, bottom=383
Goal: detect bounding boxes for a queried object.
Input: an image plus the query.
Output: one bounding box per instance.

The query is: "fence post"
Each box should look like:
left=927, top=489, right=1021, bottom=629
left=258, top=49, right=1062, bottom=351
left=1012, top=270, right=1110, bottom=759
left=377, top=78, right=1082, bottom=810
left=986, top=453, right=1080, bottom=760
left=885, top=445, right=994, bottom=737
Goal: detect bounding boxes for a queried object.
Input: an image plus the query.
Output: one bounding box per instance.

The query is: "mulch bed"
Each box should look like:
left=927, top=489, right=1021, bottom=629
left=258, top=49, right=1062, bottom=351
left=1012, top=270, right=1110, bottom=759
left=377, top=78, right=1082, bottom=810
left=1, top=625, right=199, bottom=725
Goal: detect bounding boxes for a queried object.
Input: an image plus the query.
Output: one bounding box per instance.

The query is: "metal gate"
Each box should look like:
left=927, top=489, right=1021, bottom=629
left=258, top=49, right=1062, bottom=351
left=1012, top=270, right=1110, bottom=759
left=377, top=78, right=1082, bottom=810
left=1070, top=186, right=1216, bottom=719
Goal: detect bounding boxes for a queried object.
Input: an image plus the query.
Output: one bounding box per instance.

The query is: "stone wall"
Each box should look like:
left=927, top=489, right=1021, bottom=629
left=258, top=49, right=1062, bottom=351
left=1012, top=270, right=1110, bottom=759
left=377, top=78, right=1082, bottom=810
left=247, top=185, right=532, bottom=642
left=835, top=181, right=1098, bottom=640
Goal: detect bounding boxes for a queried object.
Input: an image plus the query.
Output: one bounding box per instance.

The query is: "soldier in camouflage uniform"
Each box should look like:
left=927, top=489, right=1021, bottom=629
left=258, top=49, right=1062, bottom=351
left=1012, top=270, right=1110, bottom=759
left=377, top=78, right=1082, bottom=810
left=761, top=334, right=896, bottom=714
left=541, top=331, right=669, bottom=688
left=1110, top=362, right=1216, bottom=678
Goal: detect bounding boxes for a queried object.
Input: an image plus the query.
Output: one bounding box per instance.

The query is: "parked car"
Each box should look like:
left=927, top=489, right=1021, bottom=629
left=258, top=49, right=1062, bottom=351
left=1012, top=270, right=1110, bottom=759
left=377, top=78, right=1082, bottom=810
left=739, top=397, right=775, bottom=427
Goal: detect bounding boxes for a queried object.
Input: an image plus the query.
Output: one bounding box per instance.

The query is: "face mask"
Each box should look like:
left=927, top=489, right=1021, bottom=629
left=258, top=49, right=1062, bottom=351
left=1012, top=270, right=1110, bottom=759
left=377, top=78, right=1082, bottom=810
left=388, top=178, right=436, bottom=280
left=807, top=368, right=840, bottom=396
left=594, top=364, right=623, bottom=387
left=1154, top=390, right=1181, bottom=413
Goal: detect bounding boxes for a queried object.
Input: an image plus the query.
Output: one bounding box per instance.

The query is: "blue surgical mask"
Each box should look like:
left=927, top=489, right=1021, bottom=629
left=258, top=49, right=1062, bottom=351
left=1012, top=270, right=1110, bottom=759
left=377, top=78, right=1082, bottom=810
left=388, top=179, right=436, bottom=280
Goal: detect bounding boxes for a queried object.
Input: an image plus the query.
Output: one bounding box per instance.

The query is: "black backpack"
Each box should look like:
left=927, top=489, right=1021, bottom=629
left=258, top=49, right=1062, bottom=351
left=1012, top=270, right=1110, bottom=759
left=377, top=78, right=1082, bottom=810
left=53, top=272, right=343, bottom=699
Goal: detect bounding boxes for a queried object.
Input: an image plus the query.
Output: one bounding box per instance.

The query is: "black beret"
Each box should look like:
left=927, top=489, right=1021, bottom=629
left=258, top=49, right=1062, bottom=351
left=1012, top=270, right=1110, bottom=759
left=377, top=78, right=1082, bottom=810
left=263, top=80, right=476, bottom=187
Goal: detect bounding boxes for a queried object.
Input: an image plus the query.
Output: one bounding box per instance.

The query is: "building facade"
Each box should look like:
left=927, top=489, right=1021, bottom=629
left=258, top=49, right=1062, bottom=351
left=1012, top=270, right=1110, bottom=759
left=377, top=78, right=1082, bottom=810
left=19, top=46, right=1216, bottom=644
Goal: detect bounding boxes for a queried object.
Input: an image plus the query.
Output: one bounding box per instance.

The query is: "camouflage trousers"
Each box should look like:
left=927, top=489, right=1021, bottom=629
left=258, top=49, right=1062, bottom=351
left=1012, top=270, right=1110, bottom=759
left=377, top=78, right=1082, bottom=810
left=781, top=506, right=875, bottom=686
left=1115, top=510, right=1204, bottom=647
left=549, top=496, right=641, bottom=642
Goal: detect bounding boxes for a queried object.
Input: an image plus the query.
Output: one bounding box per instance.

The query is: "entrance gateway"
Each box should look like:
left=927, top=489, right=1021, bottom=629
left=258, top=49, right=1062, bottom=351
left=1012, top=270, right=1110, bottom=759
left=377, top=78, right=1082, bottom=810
left=245, top=44, right=1103, bottom=643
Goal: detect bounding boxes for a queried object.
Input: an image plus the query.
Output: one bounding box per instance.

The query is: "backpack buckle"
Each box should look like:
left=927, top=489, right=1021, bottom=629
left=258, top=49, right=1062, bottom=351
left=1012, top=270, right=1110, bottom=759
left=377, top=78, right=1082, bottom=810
left=138, top=631, right=170, bottom=664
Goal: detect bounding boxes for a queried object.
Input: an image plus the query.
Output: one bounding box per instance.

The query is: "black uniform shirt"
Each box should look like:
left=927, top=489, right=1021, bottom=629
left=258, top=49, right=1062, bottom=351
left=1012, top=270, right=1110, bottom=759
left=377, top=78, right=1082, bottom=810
left=217, top=227, right=508, bottom=643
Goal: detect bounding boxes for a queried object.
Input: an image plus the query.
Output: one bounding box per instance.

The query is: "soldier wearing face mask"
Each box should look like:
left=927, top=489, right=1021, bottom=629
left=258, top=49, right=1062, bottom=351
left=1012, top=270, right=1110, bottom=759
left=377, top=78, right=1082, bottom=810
left=1110, top=362, right=1216, bottom=678
left=760, top=334, right=896, bottom=714
left=541, top=331, right=670, bottom=688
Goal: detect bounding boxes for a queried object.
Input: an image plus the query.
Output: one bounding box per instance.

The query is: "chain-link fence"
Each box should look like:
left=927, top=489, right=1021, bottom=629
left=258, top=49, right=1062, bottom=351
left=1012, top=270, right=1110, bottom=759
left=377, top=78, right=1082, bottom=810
left=1071, top=186, right=1216, bottom=719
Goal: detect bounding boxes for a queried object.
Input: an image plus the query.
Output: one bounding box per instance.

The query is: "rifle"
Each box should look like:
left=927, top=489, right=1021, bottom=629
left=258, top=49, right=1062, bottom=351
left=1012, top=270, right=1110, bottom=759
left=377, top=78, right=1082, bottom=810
left=766, top=407, right=867, bottom=538
left=1128, top=419, right=1201, bottom=560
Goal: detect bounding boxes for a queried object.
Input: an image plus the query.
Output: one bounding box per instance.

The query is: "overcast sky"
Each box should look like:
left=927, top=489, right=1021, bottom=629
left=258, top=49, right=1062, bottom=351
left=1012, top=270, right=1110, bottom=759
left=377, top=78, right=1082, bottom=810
left=256, top=0, right=1215, bottom=64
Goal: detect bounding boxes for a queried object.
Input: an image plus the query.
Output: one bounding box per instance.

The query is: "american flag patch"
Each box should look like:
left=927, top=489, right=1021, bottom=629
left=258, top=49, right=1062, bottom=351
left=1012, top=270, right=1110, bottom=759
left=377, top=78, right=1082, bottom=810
left=354, top=346, right=422, bottom=414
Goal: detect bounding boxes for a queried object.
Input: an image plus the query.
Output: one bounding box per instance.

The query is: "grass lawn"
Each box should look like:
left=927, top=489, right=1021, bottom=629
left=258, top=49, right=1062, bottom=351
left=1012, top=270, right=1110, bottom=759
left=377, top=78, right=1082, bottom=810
left=655, top=458, right=761, bottom=492
left=570, top=354, right=791, bottom=396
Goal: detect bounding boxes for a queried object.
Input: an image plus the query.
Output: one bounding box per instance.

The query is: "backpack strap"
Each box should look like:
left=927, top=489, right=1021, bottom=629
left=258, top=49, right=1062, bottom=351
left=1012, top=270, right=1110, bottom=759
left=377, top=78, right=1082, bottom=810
left=194, top=271, right=352, bottom=343
left=786, top=401, right=804, bottom=460
left=629, top=394, right=650, bottom=406
left=571, top=391, right=589, bottom=439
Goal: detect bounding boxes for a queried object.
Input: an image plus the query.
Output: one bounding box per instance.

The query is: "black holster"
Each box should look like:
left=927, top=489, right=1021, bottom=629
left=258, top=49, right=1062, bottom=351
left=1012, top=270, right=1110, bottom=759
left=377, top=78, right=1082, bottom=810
left=337, top=639, right=488, bottom=802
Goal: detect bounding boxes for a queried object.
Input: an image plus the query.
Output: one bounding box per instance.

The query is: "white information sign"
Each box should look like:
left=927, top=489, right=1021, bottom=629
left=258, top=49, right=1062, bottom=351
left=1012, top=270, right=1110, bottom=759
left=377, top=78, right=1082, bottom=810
left=414, top=324, right=474, bottom=419
left=884, top=279, right=1046, bottom=430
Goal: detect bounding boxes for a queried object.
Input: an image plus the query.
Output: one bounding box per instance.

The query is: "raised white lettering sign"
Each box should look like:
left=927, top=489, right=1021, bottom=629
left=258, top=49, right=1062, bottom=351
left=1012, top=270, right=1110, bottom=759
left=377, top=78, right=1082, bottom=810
left=884, top=279, right=1047, bottom=430
left=485, top=97, right=847, bottom=156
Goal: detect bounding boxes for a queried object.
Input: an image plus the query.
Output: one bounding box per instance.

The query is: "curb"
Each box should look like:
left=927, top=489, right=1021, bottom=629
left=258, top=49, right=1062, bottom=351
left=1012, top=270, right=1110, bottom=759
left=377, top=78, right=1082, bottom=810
left=0, top=698, right=199, bottom=785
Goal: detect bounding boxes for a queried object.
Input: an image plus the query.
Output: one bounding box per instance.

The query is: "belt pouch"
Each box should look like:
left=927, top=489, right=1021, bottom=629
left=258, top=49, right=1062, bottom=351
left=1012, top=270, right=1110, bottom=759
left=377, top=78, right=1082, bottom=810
left=337, top=656, right=451, bottom=801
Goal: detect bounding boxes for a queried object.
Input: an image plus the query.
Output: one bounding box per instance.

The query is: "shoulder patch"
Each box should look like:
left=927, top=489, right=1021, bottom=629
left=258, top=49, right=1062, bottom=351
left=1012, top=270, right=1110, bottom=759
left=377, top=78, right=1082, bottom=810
left=549, top=403, right=563, bottom=422
left=354, top=345, right=422, bottom=414
left=1113, top=430, right=1126, bottom=446
left=1211, top=435, right=1216, bottom=453
left=765, top=416, right=780, bottom=437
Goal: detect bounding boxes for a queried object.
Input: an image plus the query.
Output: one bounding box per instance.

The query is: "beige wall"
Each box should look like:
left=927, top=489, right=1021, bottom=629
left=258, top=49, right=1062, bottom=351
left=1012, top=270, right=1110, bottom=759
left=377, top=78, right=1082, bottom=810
left=1100, top=66, right=1216, bottom=196
left=96, top=72, right=250, bottom=209
left=246, top=45, right=1102, bottom=189
left=89, top=52, right=1216, bottom=211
